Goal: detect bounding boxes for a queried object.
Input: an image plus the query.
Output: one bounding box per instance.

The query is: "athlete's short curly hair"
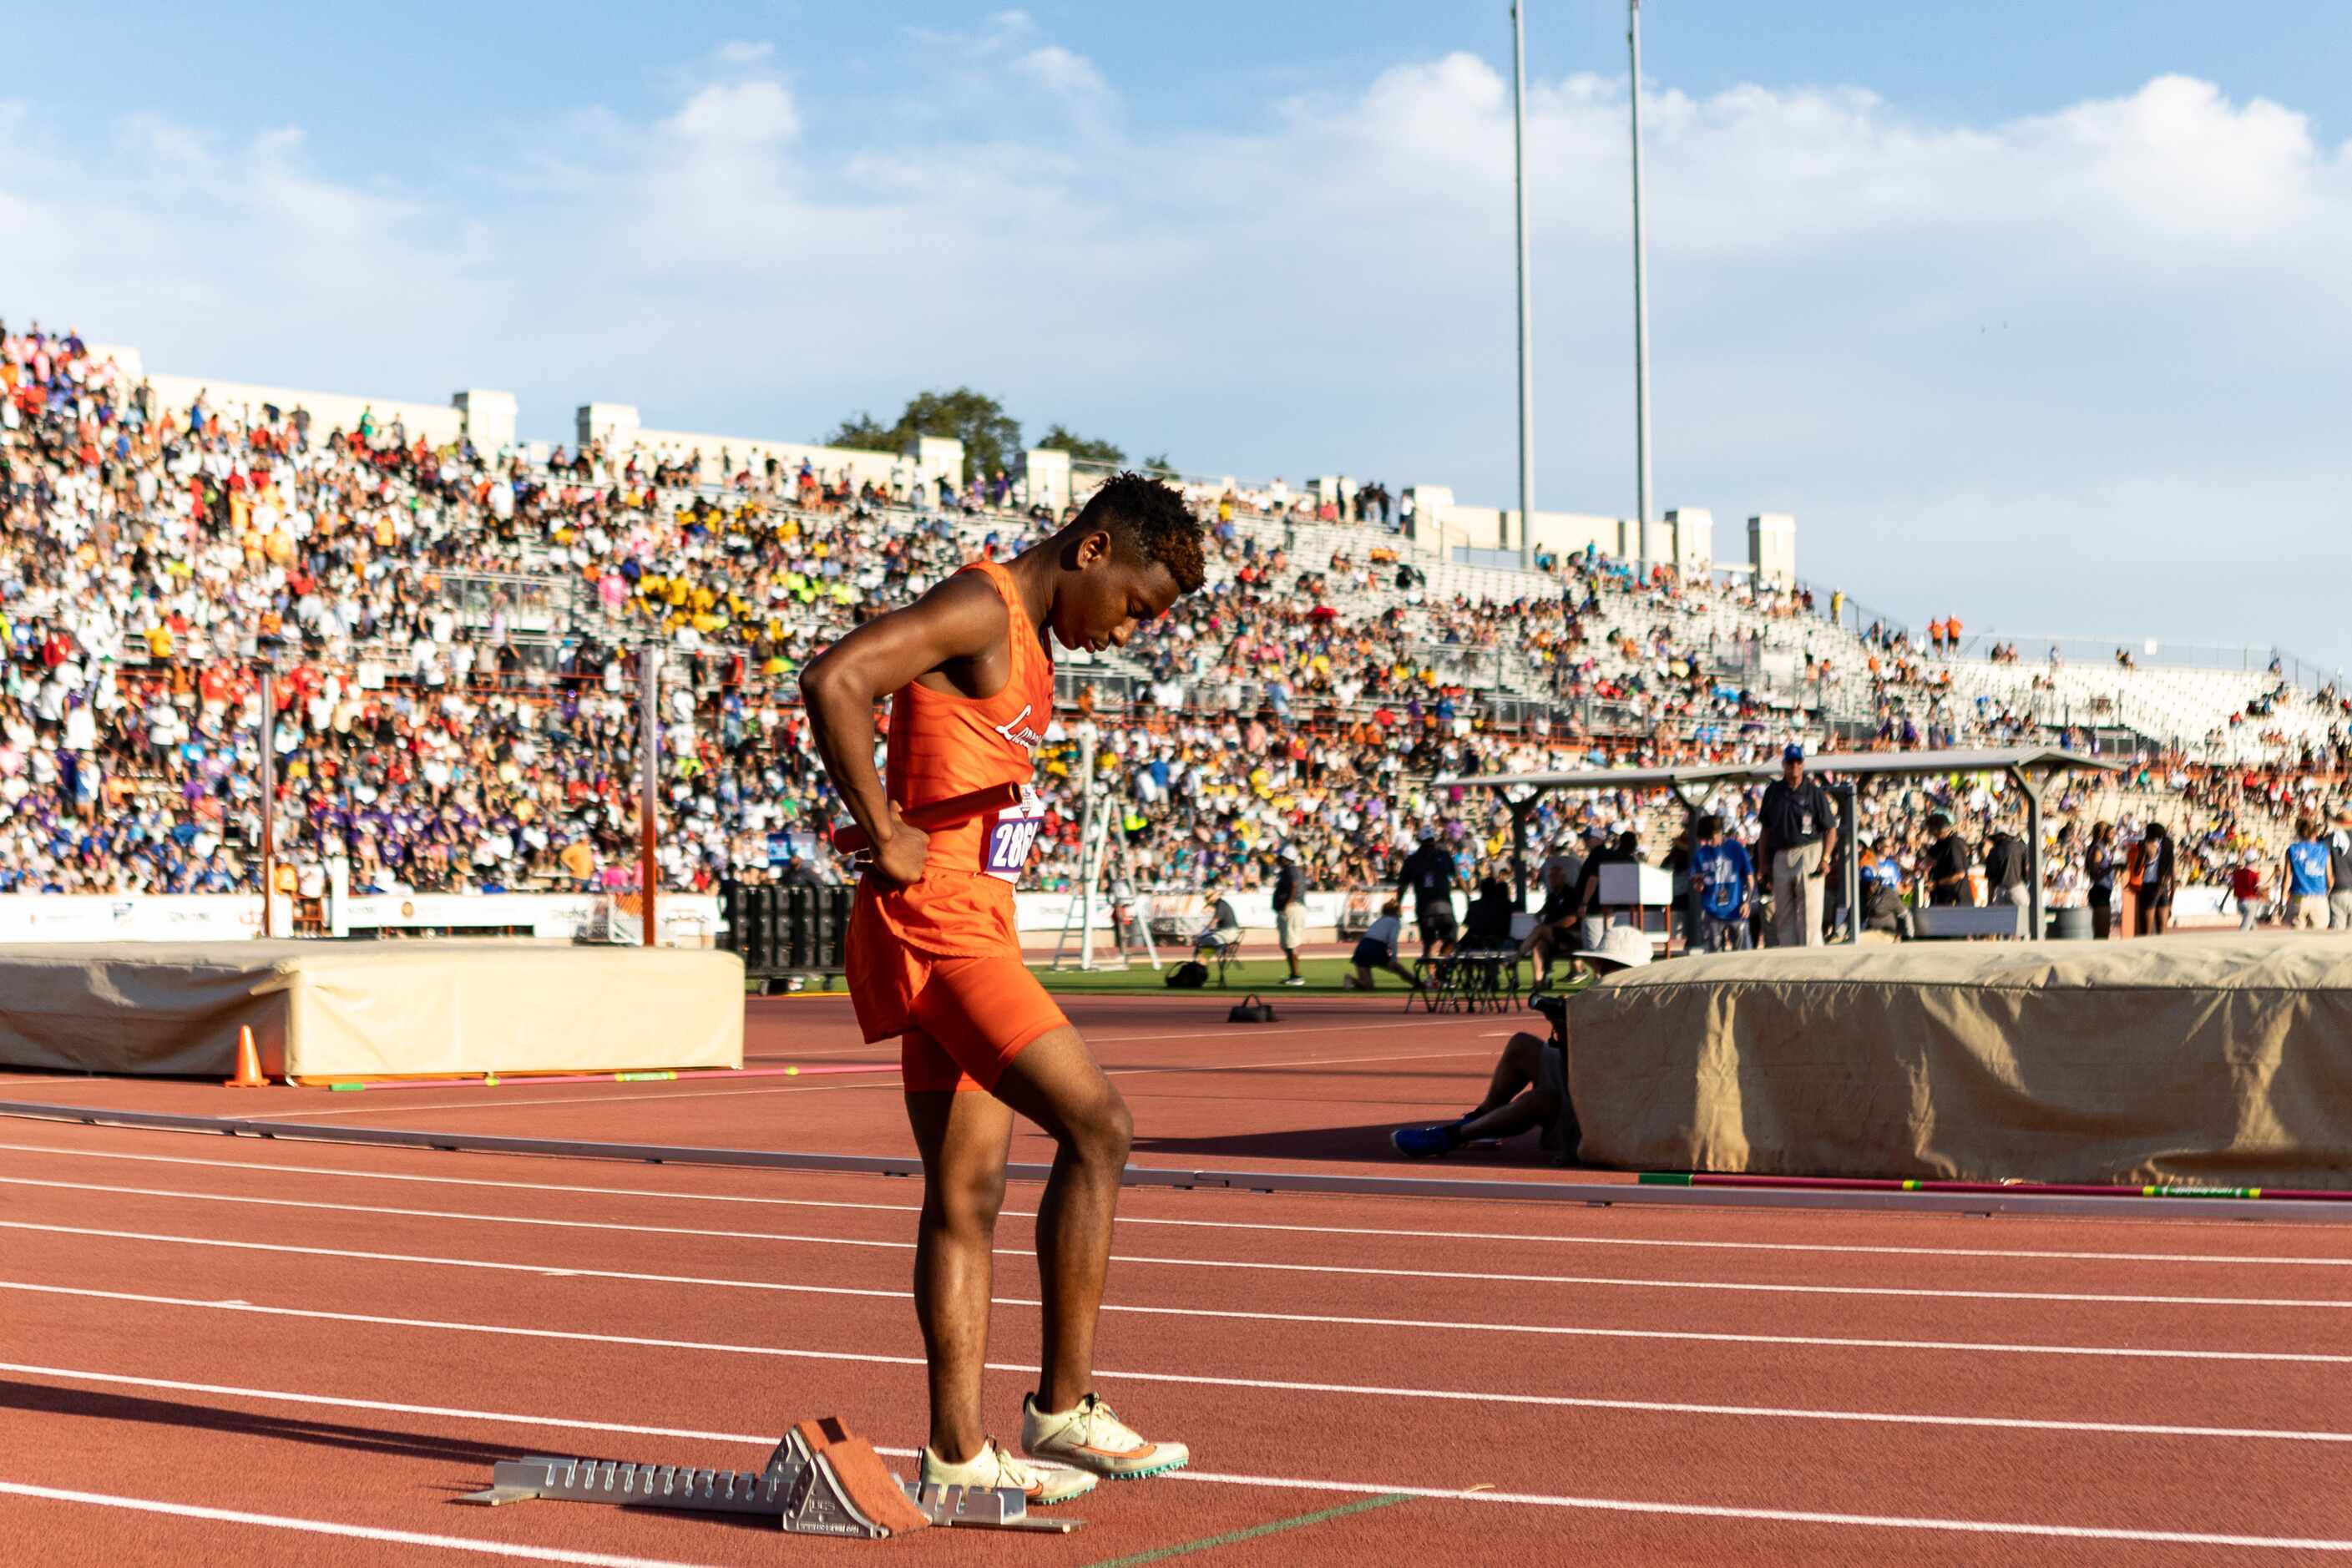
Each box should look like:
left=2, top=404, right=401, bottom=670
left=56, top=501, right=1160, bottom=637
left=1071, top=472, right=1206, bottom=595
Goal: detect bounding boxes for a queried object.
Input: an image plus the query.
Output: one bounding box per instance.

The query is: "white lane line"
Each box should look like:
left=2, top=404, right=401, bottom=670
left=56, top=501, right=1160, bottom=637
left=8, top=1314, right=2349, bottom=1455
left=1165, top=1474, right=2352, bottom=1553
left=281, top=1041, right=1488, bottom=1119
left=7, top=1140, right=2348, bottom=1271
left=0, top=1480, right=711, bottom=1567
left=8, top=1196, right=2349, bottom=1312
left=28, top=1218, right=2352, bottom=1391
left=9, top=1279, right=2350, bottom=1378
left=13, top=1367, right=2347, bottom=1550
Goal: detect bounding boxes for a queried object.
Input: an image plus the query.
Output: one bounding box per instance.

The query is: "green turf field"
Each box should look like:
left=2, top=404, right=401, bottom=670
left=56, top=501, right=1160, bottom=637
left=750, top=954, right=1590, bottom=1001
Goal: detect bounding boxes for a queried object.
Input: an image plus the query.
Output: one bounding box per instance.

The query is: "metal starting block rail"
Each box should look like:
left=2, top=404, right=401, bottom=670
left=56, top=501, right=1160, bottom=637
left=458, top=1421, right=1080, bottom=1536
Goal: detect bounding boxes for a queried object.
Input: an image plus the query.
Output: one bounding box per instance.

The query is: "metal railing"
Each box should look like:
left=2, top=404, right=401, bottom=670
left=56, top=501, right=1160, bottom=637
left=1953, top=633, right=2336, bottom=693
left=1794, top=578, right=1908, bottom=640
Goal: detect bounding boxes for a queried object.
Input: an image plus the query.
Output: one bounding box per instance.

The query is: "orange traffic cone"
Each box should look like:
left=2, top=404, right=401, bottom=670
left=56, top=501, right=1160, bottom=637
left=225, top=1025, right=268, bottom=1089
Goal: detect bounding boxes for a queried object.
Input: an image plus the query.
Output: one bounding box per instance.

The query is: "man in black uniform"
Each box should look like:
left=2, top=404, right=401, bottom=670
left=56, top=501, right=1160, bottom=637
left=1922, top=813, right=1975, bottom=907
left=1398, top=828, right=1459, bottom=961
left=1757, top=744, right=1837, bottom=948
left=1983, top=826, right=2029, bottom=911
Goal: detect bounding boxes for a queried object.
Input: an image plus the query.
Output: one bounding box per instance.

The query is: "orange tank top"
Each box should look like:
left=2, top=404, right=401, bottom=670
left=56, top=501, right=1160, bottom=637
left=865, top=560, right=1055, bottom=958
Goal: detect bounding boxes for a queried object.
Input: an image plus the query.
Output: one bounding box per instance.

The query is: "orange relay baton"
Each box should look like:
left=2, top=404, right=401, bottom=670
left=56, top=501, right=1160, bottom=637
left=829, top=781, right=1024, bottom=856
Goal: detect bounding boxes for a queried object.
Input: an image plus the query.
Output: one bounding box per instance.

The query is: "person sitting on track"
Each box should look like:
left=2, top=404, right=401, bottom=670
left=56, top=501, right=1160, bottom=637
left=800, top=472, right=1201, bottom=1508
left=1389, top=923, right=1651, bottom=1158
left=1341, top=898, right=1422, bottom=990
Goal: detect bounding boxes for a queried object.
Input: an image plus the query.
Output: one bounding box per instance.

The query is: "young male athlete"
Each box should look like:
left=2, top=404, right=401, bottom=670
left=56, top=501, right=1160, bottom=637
left=800, top=473, right=1205, bottom=1505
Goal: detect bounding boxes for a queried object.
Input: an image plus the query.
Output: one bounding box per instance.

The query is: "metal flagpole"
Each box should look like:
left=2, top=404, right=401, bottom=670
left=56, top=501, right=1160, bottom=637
left=1629, top=0, right=1655, bottom=552
left=639, top=645, right=660, bottom=948
left=1511, top=2, right=1537, bottom=573
left=258, top=667, right=276, bottom=938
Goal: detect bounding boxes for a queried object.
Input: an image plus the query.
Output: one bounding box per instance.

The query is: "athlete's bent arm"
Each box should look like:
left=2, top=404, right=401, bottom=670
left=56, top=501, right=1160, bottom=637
left=799, top=575, right=1008, bottom=886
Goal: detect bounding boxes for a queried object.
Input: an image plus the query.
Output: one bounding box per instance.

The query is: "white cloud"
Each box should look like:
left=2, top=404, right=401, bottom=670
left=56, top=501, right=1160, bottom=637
left=664, top=78, right=799, bottom=146
left=1018, top=45, right=1110, bottom=101
left=5, top=46, right=2349, bottom=661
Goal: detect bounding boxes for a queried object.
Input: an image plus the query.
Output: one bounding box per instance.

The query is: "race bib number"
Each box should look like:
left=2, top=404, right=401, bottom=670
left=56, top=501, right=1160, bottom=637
left=980, top=788, right=1045, bottom=883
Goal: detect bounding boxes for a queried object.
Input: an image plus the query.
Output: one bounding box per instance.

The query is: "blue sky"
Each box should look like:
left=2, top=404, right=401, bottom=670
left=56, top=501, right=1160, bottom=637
left=7, top=4, right=2351, bottom=670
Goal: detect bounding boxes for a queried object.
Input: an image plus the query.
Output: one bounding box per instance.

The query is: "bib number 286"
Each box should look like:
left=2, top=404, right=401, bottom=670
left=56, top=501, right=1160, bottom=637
left=984, top=817, right=1042, bottom=878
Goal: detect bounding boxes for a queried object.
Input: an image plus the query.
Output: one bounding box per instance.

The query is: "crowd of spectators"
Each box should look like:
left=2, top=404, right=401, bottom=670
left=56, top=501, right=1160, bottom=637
left=6, top=315, right=2350, bottom=918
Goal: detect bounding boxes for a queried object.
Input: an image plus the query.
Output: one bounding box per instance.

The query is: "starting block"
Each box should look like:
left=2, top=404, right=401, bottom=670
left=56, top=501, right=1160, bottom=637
left=457, top=1416, right=1081, bottom=1536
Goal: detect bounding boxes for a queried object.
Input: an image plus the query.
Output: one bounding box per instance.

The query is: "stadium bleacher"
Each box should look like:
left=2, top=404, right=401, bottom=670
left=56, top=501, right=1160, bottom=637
left=3, top=319, right=2345, bottom=913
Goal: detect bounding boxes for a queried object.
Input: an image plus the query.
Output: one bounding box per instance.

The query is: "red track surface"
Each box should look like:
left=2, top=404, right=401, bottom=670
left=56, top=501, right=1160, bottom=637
left=3, top=989, right=2350, bottom=1565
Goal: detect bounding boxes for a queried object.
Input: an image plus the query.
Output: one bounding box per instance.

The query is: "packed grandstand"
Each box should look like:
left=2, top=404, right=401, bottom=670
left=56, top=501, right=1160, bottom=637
left=3, top=318, right=2348, bottom=917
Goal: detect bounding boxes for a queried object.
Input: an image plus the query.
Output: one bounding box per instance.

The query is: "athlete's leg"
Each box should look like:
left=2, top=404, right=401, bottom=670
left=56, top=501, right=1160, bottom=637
left=1468, top=1030, right=1545, bottom=1115
left=1459, top=1073, right=1558, bottom=1141
left=986, top=1027, right=1131, bottom=1414
left=905, top=1085, right=1014, bottom=1463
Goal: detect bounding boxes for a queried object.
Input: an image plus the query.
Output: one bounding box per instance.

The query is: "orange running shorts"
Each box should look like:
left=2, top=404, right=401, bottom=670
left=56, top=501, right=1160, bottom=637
left=900, top=955, right=1070, bottom=1094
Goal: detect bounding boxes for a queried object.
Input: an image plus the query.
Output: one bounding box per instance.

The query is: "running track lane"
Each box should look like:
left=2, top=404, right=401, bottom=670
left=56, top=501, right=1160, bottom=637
left=0, top=1133, right=2342, bottom=1560
left=0, top=995, right=1550, bottom=1183
left=12, top=1125, right=2352, bottom=1267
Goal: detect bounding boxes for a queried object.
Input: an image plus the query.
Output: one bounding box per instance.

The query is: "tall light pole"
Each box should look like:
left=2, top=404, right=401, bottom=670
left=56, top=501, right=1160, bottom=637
left=638, top=643, right=660, bottom=948
left=1629, top=0, right=1655, bottom=554
left=1510, top=3, right=1536, bottom=573
left=257, top=664, right=276, bottom=938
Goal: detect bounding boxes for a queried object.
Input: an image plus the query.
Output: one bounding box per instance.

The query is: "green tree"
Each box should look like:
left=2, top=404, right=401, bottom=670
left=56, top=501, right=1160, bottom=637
left=1036, top=423, right=1125, bottom=466
left=1140, top=452, right=1178, bottom=478
left=824, top=411, right=897, bottom=452
left=823, top=387, right=1024, bottom=481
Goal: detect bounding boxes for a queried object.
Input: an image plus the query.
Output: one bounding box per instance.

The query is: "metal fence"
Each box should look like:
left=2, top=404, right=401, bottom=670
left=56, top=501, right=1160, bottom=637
left=1952, top=633, right=2336, bottom=693
left=1793, top=578, right=1909, bottom=640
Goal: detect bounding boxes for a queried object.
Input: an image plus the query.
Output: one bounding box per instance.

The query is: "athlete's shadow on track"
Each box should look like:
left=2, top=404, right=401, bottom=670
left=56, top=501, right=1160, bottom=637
left=0, top=1380, right=792, bottom=1528
left=0, top=1378, right=522, bottom=1466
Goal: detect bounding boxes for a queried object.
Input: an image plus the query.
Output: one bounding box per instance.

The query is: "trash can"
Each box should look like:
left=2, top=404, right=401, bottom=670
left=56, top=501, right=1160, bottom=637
left=2046, top=905, right=2094, bottom=941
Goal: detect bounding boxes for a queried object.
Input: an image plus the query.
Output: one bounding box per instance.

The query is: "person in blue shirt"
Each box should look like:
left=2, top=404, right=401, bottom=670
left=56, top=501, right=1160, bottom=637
left=2283, top=817, right=2334, bottom=929
left=1687, top=813, right=1754, bottom=952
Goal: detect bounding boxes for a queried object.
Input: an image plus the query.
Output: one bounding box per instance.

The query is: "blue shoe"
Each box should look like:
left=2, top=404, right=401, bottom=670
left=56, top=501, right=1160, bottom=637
left=1390, top=1123, right=1459, bottom=1158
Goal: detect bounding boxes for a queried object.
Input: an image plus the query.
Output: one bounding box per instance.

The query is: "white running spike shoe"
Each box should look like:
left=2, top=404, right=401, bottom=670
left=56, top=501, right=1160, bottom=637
left=1020, top=1393, right=1190, bottom=1480
left=918, top=1438, right=1096, bottom=1506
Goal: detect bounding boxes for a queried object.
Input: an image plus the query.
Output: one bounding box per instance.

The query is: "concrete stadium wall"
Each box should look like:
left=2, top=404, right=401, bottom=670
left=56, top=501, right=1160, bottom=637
left=1414, top=502, right=1732, bottom=572
left=1421, top=505, right=1635, bottom=559
left=574, top=403, right=966, bottom=493
left=1666, top=507, right=1714, bottom=574
left=1748, top=513, right=1798, bottom=586
left=93, top=342, right=517, bottom=453
left=1019, top=448, right=1072, bottom=513
left=78, top=345, right=1785, bottom=575
left=145, top=373, right=467, bottom=447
